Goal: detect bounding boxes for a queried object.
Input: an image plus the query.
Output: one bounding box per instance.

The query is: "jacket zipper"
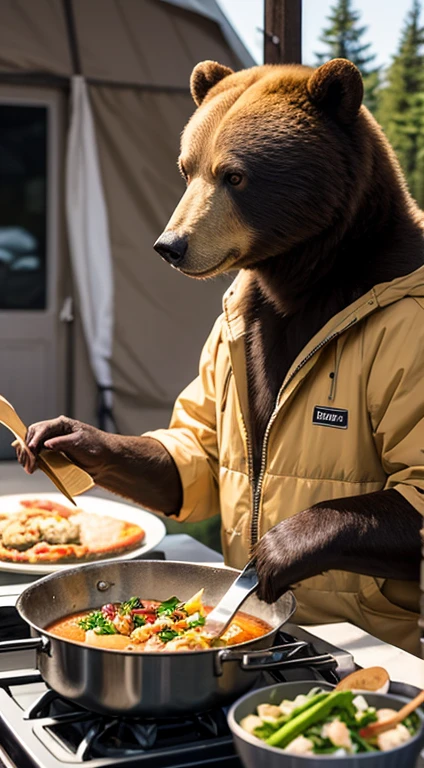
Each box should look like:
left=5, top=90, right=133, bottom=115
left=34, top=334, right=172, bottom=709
left=220, top=366, right=232, bottom=412
left=249, top=317, right=358, bottom=551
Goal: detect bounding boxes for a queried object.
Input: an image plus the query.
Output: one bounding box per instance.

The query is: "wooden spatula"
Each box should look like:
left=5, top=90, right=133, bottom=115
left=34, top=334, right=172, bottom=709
left=360, top=689, right=424, bottom=738
left=335, top=667, right=390, bottom=693
left=0, top=395, right=94, bottom=504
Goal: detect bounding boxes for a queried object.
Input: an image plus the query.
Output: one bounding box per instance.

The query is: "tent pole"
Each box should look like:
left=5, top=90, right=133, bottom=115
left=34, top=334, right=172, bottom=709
left=264, top=0, right=302, bottom=64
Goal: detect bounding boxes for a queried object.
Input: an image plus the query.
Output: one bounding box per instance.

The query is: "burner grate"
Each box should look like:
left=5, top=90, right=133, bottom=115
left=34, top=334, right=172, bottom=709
left=44, top=708, right=232, bottom=760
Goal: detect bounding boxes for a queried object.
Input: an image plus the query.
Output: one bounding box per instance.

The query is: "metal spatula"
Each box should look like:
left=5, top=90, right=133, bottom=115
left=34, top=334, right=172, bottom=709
left=203, top=561, right=259, bottom=639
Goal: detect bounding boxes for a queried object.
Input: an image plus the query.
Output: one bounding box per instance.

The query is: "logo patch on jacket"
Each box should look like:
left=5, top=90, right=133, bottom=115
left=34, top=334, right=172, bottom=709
left=313, top=406, right=348, bottom=429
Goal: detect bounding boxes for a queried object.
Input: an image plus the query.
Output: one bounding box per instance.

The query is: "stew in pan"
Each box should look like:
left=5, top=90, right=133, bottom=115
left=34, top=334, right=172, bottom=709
left=48, top=588, right=272, bottom=652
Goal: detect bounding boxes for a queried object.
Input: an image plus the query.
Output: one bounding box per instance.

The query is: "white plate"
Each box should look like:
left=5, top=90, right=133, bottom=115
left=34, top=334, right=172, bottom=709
left=0, top=492, right=166, bottom=574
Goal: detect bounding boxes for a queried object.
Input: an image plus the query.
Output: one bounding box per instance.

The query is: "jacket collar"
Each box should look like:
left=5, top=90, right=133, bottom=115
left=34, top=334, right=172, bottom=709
left=222, top=265, right=424, bottom=345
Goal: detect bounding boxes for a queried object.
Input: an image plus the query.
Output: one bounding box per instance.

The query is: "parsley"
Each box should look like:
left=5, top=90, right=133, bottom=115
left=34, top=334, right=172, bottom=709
left=156, top=596, right=180, bottom=617
left=133, top=614, right=146, bottom=628
left=158, top=629, right=179, bottom=643
left=187, top=613, right=206, bottom=628
left=119, top=596, right=142, bottom=614
left=78, top=611, right=117, bottom=634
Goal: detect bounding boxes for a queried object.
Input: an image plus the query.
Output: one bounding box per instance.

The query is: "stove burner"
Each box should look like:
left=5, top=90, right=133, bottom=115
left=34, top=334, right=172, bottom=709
left=50, top=707, right=229, bottom=760
left=68, top=709, right=231, bottom=760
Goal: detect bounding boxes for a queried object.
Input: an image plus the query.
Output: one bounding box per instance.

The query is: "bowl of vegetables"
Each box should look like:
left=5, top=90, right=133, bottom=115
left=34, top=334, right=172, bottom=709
left=227, top=681, right=424, bottom=767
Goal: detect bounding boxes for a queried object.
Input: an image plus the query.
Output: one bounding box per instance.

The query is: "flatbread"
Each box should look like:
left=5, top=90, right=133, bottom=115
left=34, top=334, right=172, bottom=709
left=0, top=499, right=145, bottom=564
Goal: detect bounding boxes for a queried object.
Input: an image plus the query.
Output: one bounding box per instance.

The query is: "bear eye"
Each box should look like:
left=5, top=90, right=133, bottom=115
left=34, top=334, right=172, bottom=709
left=225, top=171, right=243, bottom=187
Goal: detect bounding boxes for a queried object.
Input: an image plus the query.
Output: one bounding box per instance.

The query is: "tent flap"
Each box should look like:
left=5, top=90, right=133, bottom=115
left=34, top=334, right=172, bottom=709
left=66, top=75, right=115, bottom=430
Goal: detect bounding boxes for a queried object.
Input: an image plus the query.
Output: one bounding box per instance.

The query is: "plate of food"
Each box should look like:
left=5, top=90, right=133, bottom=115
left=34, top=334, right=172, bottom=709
left=0, top=493, right=166, bottom=573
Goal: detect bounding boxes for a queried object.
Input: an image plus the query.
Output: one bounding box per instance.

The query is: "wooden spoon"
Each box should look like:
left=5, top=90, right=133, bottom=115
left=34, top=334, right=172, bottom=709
left=335, top=667, right=390, bottom=694
left=360, top=689, right=424, bottom=738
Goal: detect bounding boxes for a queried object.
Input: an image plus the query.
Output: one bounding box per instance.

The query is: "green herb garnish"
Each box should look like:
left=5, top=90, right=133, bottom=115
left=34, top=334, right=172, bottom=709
left=187, top=613, right=206, bottom=628
left=156, top=597, right=180, bottom=617
left=158, top=629, right=180, bottom=643
left=78, top=611, right=117, bottom=635
left=119, top=596, right=142, bottom=614
left=133, top=614, right=146, bottom=628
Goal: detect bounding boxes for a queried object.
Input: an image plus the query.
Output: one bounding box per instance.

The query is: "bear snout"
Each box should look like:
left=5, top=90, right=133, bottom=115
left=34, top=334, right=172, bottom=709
left=154, top=231, right=188, bottom=267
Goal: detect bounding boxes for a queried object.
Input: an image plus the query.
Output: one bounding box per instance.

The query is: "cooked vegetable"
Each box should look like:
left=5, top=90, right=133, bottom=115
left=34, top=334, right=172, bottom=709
left=133, top=614, right=146, bottom=628
left=183, top=588, right=205, bottom=615
left=119, top=596, right=142, bottom=614
left=240, top=688, right=418, bottom=756
left=101, top=603, right=116, bottom=620
left=156, top=596, right=180, bottom=617
left=158, top=629, right=179, bottom=643
left=78, top=611, right=117, bottom=634
left=187, top=612, right=206, bottom=628
left=266, top=691, right=354, bottom=748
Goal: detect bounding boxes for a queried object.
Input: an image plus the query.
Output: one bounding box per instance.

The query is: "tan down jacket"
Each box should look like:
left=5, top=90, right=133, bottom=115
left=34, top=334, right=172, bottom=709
left=146, top=267, right=424, bottom=655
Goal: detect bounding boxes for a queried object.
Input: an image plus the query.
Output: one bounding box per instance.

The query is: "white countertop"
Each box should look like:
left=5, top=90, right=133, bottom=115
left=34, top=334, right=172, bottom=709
left=304, top=621, right=424, bottom=688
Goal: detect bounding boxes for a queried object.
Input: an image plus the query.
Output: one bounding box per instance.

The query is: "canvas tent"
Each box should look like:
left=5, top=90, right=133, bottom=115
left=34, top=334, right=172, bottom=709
left=0, top=0, right=254, bottom=459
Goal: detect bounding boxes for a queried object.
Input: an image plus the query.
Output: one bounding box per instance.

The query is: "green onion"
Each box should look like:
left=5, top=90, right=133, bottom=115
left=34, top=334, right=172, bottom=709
left=288, top=692, right=329, bottom=720
left=350, top=730, right=378, bottom=753
left=266, top=691, right=354, bottom=748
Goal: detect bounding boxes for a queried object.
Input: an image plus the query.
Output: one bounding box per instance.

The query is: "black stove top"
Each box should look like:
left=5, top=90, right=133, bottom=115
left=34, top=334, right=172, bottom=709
left=0, top=624, right=347, bottom=768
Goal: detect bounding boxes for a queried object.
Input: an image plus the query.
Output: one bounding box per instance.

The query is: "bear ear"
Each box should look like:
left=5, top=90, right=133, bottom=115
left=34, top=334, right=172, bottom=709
left=190, top=60, right=234, bottom=106
left=307, top=58, right=363, bottom=123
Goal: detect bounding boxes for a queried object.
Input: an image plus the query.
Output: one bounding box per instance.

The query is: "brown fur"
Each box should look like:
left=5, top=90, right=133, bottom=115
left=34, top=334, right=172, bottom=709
left=159, top=59, right=424, bottom=595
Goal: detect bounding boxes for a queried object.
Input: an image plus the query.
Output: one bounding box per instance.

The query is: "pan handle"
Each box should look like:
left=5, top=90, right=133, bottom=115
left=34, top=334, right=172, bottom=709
left=215, top=641, right=337, bottom=676
left=0, top=636, right=50, bottom=654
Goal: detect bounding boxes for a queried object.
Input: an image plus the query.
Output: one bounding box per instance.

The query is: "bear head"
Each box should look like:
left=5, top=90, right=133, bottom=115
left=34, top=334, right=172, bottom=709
left=154, top=58, right=378, bottom=279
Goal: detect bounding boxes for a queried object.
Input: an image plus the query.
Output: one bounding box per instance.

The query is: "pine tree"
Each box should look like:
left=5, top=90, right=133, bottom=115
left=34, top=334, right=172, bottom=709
left=315, top=0, right=379, bottom=112
left=377, top=0, right=424, bottom=206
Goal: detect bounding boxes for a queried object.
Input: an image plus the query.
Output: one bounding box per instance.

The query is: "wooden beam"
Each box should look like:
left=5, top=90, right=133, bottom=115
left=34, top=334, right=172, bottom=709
left=264, top=0, right=302, bottom=65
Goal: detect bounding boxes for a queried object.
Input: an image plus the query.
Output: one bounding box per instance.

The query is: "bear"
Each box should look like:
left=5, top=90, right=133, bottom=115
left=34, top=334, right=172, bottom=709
left=19, top=58, right=424, bottom=656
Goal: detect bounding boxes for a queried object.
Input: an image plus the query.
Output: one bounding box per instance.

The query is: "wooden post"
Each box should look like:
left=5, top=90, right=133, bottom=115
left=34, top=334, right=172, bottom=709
left=264, top=0, right=302, bottom=64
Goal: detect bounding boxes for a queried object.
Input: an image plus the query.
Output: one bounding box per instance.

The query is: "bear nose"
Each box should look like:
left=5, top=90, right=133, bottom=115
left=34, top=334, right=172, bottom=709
left=154, top=232, right=188, bottom=266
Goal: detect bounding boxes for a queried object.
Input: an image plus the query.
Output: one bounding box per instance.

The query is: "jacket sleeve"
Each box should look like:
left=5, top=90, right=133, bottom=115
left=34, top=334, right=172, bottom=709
left=366, top=298, right=424, bottom=515
left=142, top=315, right=223, bottom=522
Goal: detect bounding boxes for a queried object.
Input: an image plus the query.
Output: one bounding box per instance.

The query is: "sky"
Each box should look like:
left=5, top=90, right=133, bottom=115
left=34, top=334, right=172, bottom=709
left=218, top=0, right=413, bottom=69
